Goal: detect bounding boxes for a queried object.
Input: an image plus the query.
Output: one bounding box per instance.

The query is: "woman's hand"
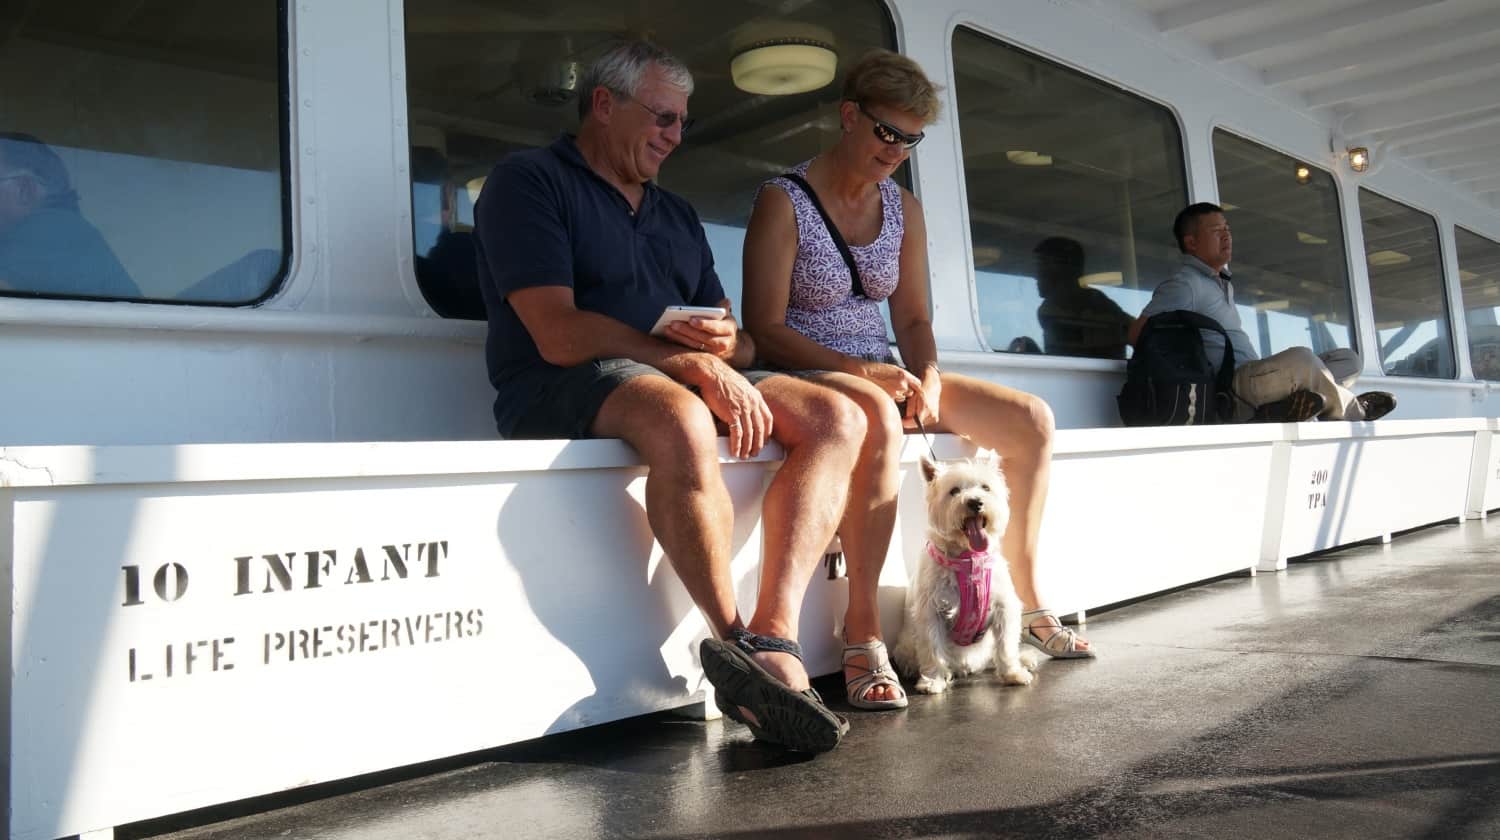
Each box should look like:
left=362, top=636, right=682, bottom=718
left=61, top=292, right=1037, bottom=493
left=859, top=360, right=928, bottom=429
left=860, top=360, right=922, bottom=402
left=912, top=365, right=941, bottom=428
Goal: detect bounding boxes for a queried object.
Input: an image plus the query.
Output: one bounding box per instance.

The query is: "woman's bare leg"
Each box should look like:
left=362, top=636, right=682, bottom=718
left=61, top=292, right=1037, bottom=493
left=933, top=372, right=1088, bottom=652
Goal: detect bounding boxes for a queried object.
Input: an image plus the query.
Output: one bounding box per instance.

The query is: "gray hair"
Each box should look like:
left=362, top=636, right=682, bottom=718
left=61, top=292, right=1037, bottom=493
left=577, top=39, right=694, bottom=121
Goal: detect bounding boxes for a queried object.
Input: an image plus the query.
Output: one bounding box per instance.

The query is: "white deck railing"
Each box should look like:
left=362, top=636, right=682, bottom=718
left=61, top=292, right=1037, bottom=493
left=2, top=416, right=1494, bottom=839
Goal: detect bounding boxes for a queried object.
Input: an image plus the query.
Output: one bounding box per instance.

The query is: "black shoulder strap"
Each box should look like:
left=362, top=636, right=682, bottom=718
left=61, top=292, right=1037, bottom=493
left=779, top=172, right=866, bottom=299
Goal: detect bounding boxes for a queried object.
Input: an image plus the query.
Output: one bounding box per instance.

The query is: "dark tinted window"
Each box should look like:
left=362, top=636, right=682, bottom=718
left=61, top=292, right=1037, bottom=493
left=1212, top=130, right=1355, bottom=357
left=1359, top=189, right=1453, bottom=378
left=0, top=3, right=287, bottom=304
left=1456, top=227, right=1500, bottom=381
left=952, top=26, right=1188, bottom=359
left=404, top=0, right=897, bottom=319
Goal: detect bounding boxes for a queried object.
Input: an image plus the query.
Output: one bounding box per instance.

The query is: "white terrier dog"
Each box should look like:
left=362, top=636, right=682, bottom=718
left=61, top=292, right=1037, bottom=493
left=893, top=452, right=1039, bottom=694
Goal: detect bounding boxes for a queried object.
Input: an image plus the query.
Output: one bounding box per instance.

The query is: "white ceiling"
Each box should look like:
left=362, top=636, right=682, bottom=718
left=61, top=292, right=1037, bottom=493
left=1126, top=0, right=1500, bottom=209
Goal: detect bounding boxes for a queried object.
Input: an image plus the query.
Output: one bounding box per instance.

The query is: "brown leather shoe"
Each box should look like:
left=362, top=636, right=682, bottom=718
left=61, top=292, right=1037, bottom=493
left=1356, top=391, right=1397, bottom=421
left=1252, top=389, right=1326, bottom=422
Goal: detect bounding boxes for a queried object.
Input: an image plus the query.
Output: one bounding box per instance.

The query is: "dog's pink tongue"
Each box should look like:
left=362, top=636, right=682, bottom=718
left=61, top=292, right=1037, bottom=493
left=963, top=517, right=988, bottom=552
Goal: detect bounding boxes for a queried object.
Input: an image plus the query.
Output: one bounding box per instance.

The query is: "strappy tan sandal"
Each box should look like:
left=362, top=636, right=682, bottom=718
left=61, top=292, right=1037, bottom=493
left=1022, top=609, right=1095, bottom=659
left=842, top=639, right=909, bottom=710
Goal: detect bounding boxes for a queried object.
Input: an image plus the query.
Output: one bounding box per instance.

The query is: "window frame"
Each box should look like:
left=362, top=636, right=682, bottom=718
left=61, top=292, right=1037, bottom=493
left=946, top=20, right=1192, bottom=359
left=394, top=0, right=902, bottom=321
left=0, top=1, right=295, bottom=309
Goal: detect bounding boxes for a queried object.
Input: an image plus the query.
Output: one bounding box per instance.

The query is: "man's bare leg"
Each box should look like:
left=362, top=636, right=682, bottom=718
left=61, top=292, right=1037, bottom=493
left=744, top=374, right=865, bottom=692
left=591, top=376, right=741, bottom=637
left=593, top=373, right=863, bottom=714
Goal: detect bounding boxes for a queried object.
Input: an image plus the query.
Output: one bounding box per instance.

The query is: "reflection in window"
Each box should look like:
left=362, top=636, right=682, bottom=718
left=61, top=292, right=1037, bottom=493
left=1211, top=131, right=1354, bottom=358
left=951, top=27, right=1187, bottom=359
left=0, top=5, right=286, bottom=304
left=1359, top=189, right=1453, bottom=378
left=1457, top=227, right=1500, bottom=381
left=403, top=1, right=896, bottom=320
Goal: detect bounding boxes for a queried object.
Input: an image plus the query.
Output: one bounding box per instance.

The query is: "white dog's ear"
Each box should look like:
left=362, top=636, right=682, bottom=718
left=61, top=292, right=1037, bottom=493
left=975, top=448, right=1001, bottom=468
left=920, top=455, right=942, bottom=483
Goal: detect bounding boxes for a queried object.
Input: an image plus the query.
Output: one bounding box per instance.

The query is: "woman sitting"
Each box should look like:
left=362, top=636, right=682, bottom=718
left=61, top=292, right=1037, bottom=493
left=742, top=51, right=1093, bottom=705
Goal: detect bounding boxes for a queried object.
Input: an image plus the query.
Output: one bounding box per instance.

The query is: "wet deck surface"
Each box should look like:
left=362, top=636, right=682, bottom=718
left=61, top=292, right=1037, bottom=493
left=129, top=518, right=1500, bottom=840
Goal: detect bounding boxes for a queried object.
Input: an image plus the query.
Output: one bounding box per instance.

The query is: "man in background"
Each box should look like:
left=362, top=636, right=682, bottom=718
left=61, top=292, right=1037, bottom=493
left=0, top=133, right=137, bottom=298
left=1131, top=202, right=1395, bottom=422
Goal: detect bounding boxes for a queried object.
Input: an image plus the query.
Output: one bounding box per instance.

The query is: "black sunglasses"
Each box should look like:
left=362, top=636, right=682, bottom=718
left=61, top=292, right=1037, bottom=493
left=855, top=101, right=923, bottom=150
left=614, top=90, right=696, bottom=134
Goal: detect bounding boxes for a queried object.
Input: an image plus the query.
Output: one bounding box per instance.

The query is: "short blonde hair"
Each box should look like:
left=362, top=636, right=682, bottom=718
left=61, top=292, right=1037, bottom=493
left=842, top=50, right=942, bottom=124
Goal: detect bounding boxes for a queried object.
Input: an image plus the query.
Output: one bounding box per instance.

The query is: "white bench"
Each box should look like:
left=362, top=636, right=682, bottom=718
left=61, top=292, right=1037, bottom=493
left=2, top=417, right=1494, bottom=839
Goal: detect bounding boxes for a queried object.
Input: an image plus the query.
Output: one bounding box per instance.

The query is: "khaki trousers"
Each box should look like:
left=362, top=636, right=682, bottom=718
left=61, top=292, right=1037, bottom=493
left=1232, top=347, right=1364, bottom=420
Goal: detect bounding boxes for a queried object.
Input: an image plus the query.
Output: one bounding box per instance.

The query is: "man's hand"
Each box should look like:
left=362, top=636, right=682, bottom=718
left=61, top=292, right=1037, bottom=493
left=691, top=358, right=773, bottom=459
left=666, top=315, right=738, bottom=361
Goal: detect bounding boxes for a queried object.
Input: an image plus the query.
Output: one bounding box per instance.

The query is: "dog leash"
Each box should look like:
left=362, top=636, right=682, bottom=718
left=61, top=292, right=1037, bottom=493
left=913, top=414, right=939, bottom=461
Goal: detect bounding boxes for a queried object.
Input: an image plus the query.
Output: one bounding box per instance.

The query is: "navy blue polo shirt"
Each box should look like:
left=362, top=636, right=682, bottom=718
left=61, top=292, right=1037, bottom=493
left=474, top=134, right=726, bottom=436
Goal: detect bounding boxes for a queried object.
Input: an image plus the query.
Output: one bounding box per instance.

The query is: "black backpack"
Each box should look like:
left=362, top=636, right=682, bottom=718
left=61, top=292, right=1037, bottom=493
left=1117, top=310, right=1237, bottom=426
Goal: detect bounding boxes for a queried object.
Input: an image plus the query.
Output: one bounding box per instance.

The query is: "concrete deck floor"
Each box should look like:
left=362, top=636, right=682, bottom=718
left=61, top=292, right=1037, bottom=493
left=127, top=517, right=1500, bottom=840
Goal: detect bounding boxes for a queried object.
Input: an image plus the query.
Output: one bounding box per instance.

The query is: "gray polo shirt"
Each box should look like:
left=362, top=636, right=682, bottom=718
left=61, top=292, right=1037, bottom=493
left=1140, top=255, right=1258, bottom=372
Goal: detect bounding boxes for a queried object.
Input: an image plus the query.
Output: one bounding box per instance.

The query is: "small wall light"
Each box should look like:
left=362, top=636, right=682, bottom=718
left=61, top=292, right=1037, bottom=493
left=1348, top=146, right=1370, bottom=172
left=1294, top=164, right=1311, bottom=185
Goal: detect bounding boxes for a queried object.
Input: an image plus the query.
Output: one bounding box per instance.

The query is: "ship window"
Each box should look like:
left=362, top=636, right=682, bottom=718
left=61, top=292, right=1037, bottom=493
left=1211, top=131, right=1356, bottom=358
left=950, top=26, right=1188, bottom=360
left=1456, top=227, right=1500, bottom=381
left=0, top=4, right=288, bottom=305
left=1359, top=189, right=1454, bottom=379
left=403, top=0, right=898, bottom=320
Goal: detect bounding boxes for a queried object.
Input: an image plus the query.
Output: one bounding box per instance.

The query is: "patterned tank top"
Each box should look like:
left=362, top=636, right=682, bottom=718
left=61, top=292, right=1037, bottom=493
left=757, top=160, right=904, bottom=359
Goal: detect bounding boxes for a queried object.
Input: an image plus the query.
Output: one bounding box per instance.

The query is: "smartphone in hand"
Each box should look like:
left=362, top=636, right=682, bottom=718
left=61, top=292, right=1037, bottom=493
left=649, top=305, right=727, bottom=337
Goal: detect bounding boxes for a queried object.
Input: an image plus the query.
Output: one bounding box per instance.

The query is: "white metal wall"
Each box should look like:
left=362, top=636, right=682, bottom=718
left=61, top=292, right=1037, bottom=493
left=1, top=0, right=1498, bottom=447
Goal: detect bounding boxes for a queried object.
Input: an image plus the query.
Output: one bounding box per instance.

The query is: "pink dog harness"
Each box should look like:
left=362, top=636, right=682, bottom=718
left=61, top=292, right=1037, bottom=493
left=927, top=541, right=994, bottom=646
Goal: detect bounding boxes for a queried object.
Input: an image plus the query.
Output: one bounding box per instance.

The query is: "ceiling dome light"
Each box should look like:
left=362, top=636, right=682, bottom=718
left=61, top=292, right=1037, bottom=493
left=731, top=39, right=837, bottom=96
left=1294, top=164, right=1312, bottom=184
